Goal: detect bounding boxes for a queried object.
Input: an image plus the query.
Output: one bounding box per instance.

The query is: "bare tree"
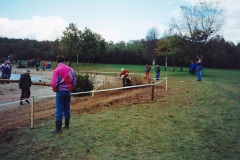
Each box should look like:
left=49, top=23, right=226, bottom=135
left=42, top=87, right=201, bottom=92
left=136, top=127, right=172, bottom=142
left=170, top=1, right=224, bottom=60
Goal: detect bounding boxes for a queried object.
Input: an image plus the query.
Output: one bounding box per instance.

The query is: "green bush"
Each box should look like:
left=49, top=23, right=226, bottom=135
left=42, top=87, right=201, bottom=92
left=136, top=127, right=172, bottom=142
left=72, top=73, right=94, bottom=96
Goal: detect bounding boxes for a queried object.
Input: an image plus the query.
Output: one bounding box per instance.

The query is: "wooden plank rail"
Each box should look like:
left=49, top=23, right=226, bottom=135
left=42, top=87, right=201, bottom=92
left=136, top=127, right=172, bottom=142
left=0, top=79, right=51, bottom=86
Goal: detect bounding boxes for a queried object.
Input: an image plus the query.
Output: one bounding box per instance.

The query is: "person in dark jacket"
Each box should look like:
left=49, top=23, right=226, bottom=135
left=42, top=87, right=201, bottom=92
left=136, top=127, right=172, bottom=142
left=155, top=65, right=160, bottom=80
left=19, top=69, right=32, bottom=105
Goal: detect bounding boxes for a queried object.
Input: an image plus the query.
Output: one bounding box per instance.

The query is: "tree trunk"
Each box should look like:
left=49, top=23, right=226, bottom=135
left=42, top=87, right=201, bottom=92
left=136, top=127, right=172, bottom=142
left=172, top=57, right=175, bottom=72
left=214, top=56, right=216, bottom=68
left=180, top=56, right=183, bottom=72
left=68, top=54, right=72, bottom=67
left=152, top=58, right=156, bottom=69
left=165, top=56, right=167, bottom=71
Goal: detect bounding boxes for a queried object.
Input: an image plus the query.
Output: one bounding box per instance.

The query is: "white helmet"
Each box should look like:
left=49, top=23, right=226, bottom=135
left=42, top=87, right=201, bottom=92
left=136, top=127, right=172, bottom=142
left=121, top=68, right=124, bottom=71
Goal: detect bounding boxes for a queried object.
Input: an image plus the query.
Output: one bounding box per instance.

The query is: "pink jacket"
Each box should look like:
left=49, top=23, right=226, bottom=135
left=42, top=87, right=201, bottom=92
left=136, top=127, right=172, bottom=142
left=51, top=63, right=77, bottom=92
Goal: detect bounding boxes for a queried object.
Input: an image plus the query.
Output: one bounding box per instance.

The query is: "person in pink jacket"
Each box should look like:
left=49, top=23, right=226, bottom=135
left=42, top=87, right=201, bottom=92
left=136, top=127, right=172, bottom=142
left=50, top=55, right=77, bottom=133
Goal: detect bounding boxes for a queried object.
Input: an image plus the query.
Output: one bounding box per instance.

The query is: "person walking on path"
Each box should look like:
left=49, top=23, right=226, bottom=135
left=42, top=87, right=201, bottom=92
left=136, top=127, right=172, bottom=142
left=155, top=65, right=160, bottom=80
left=19, top=69, right=32, bottom=105
left=50, top=55, right=77, bottom=133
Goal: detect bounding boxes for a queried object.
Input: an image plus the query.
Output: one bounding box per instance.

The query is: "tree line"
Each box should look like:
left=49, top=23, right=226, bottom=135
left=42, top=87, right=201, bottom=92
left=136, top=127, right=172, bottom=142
left=0, top=1, right=239, bottom=69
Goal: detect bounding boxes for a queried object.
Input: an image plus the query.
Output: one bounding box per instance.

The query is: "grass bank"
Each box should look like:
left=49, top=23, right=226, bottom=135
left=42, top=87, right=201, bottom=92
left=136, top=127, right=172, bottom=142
left=1, top=65, right=240, bottom=159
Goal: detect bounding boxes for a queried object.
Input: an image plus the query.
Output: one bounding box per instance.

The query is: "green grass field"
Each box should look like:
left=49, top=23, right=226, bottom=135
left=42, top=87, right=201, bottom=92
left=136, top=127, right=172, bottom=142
left=1, top=64, right=240, bottom=159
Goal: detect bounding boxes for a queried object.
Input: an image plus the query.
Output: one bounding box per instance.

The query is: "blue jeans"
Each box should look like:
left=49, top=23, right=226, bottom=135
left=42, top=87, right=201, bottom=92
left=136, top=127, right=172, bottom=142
left=197, top=69, right=203, bottom=80
left=156, top=73, right=160, bottom=80
left=55, top=91, right=71, bottom=121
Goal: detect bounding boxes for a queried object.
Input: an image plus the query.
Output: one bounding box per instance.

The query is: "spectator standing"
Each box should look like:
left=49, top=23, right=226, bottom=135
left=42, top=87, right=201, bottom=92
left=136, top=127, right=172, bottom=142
left=45, top=61, right=49, bottom=70
left=19, top=70, right=32, bottom=105
left=42, top=61, right=45, bottom=71
left=145, top=64, right=151, bottom=79
left=7, top=55, right=11, bottom=62
left=6, top=61, right=11, bottom=79
left=196, top=58, right=203, bottom=81
left=35, top=57, right=40, bottom=71
left=0, top=61, right=11, bottom=79
left=10, top=54, right=13, bottom=62
left=18, top=59, right=22, bottom=67
left=0, top=61, right=6, bottom=79
left=50, top=55, right=77, bottom=133
left=189, top=61, right=196, bottom=75
left=36, top=62, right=40, bottom=71
left=48, top=61, right=52, bottom=70
left=27, top=59, right=30, bottom=67
left=155, top=65, right=160, bottom=80
left=37, top=57, right=40, bottom=64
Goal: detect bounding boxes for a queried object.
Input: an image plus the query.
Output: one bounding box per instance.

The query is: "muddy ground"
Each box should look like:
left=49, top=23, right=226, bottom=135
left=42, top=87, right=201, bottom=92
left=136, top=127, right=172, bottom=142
left=0, top=66, right=169, bottom=138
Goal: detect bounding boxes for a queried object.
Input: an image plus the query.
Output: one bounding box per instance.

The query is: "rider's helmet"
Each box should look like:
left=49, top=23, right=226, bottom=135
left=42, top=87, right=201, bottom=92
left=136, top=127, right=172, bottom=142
left=121, top=68, right=124, bottom=71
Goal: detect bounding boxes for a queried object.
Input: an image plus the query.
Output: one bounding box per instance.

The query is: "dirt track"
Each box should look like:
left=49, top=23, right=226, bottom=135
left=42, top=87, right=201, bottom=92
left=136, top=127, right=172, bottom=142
left=0, top=65, right=169, bottom=138
left=0, top=83, right=167, bottom=137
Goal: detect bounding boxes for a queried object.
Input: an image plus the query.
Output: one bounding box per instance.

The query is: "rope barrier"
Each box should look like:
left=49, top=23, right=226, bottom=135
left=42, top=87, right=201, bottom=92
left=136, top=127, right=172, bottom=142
left=0, top=77, right=167, bottom=107
left=0, top=76, right=167, bottom=129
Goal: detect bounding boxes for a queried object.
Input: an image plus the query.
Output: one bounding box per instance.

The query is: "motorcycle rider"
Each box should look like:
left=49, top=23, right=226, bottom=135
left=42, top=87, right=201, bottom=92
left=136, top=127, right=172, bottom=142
left=118, top=68, right=130, bottom=85
left=118, top=68, right=129, bottom=78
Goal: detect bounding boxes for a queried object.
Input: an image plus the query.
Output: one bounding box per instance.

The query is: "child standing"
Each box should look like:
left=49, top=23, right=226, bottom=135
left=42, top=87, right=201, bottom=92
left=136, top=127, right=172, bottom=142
left=145, top=64, right=150, bottom=79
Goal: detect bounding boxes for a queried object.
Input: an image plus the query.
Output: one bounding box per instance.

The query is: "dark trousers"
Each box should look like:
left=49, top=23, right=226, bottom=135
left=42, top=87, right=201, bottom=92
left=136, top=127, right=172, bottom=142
left=20, top=89, right=31, bottom=100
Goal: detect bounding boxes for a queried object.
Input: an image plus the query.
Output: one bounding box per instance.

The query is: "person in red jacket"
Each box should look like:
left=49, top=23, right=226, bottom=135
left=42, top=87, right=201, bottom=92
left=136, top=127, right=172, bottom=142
left=50, top=55, right=77, bottom=133
left=118, top=68, right=129, bottom=79
left=118, top=68, right=133, bottom=86
left=145, top=64, right=151, bottom=79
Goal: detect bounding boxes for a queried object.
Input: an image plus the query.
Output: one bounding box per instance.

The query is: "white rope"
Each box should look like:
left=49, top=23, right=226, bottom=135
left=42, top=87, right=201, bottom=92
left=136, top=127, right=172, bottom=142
left=0, top=77, right=167, bottom=107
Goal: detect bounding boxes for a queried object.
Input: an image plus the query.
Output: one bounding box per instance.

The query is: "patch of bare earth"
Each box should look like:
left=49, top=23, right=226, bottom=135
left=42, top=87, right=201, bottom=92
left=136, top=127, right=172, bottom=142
left=0, top=84, right=168, bottom=139
left=0, top=69, right=169, bottom=138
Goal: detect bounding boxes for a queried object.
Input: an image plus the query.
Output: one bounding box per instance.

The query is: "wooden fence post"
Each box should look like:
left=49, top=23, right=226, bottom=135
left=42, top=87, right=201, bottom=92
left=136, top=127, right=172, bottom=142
left=31, top=96, right=35, bottom=129
left=166, top=77, right=168, bottom=91
left=151, top=82, right=154, bottom=100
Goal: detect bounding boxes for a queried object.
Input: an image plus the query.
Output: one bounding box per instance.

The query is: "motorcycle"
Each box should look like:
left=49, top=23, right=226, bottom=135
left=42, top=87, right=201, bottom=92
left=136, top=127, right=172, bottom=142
left=120, top=75, right=133, bottom=87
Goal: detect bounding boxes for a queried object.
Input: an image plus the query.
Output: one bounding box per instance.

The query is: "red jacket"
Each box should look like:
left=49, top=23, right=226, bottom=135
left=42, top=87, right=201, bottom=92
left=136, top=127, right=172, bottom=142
left=119, top=70, right=129, bottom=77
left=51, top=62, right=77, bottom=92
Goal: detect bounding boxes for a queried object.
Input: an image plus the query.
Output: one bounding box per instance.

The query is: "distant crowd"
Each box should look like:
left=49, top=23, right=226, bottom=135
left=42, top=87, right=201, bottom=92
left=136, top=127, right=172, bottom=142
left=189, top=58, right=204, bottom=81
left=0, top=60, right=12, bottom=79
left=27, top=58, right=52, bottom=71
left=1, top=54, right=203, bottom=83
left=0, top=54, right=52, bottom=80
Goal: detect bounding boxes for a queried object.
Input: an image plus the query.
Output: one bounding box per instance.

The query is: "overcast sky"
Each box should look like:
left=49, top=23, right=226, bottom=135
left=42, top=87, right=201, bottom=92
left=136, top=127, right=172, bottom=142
left=0, top=0, right=239, bottom=44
